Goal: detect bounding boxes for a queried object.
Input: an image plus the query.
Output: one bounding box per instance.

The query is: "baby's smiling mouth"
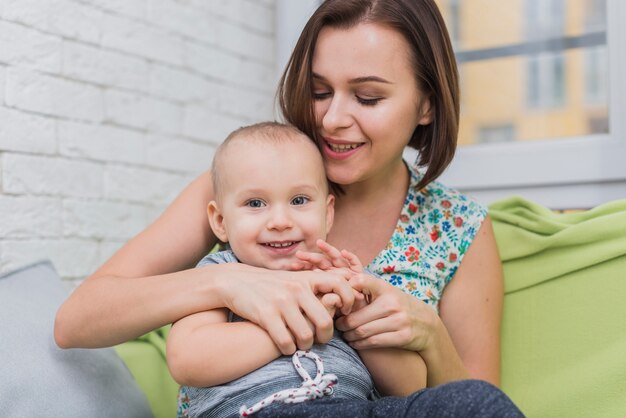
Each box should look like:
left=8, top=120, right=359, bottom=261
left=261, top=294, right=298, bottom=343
left=262, top=241, right=299, bottom=248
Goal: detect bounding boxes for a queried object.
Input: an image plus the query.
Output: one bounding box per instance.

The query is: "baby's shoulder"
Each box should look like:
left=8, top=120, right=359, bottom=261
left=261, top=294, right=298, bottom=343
left=195, top=249, right=238, bottom=268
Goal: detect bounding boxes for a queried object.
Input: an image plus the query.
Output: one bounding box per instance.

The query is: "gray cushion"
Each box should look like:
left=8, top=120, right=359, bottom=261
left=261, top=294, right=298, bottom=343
left=0, top=261, right=153, bottom=418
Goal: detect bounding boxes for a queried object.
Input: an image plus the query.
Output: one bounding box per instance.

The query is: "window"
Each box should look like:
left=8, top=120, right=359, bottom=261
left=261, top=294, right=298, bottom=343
left=433, top=0, right=624, bottom=208
left=527, top=53, right=566, bottom=109
left=276, top=0, right=625, bottom=208
left=478, top=125, right=516, bottom=144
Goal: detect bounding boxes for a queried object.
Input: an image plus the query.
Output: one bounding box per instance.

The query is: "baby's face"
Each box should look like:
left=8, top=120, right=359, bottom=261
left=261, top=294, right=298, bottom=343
left=213, top=138, right=333, bottom=270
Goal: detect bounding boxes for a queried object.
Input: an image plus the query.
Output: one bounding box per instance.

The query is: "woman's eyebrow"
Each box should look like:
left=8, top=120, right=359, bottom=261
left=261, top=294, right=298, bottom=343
left=349, top=76, right=392, bottom=84
left=312, top=73, right=392, bottom=84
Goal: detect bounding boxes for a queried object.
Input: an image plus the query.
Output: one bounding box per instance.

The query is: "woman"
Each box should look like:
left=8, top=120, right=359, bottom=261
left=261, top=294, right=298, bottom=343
left=56, top=0, right=520, bottom=415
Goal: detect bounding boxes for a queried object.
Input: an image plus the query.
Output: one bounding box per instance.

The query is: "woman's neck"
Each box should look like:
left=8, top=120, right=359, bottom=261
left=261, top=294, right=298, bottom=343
left=336, top=159, right=410, bottom=211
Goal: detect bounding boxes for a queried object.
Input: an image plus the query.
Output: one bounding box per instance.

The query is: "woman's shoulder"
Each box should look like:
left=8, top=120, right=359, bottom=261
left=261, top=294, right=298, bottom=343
left=405, top=163, right=487, bottom=225
left=402, top=164, right=488, bottom=282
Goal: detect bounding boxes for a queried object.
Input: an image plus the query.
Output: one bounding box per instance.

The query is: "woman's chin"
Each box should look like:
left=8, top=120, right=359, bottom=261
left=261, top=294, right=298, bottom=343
left=326, top=171, right=360, bottom=187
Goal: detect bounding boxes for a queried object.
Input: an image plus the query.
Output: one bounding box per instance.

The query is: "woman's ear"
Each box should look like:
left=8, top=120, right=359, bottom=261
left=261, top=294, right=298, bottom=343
left=207, top=201, right=228, bottom=243
left=418, top=96, right=433, bottom=126
left=325, top=194, right=335, bottom=233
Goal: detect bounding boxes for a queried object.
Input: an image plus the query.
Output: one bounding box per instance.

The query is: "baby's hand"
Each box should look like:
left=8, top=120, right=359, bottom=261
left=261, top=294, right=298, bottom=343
left=318, top=292, right=341, bottom=318
left=295, top=239, right=364, bottom=274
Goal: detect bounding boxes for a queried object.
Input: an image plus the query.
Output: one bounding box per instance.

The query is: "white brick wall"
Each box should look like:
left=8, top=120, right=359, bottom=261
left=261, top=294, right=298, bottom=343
left=0, top=0, right=276, bottom=282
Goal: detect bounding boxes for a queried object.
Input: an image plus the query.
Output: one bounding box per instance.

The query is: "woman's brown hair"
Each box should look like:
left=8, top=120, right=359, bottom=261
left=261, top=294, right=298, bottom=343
left=277, top=0, right=459, bottom=190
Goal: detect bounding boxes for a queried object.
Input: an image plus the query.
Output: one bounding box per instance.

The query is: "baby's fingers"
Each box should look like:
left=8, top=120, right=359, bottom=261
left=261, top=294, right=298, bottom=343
left=316, top=239, right=350, bottom=268
left=295, top=250, right=333, bottom=270
left=319, top=293, right=342, bottom=317
left=340, top=249, right=364, bottom=272
left=289, top=261, right=314, bottom=271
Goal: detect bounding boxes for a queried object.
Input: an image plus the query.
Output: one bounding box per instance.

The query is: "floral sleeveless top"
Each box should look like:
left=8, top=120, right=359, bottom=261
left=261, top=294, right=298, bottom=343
left=367, top=163, right=487, bottom=313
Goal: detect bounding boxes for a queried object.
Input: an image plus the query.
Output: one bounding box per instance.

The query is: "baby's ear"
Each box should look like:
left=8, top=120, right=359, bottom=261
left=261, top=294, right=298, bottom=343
left=325, top=194, right=335, bottom=233
left=207, top=201, right=228, bottom=243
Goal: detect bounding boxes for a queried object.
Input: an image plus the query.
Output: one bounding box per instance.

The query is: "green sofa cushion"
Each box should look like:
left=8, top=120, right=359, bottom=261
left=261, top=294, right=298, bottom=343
left=491, top=196, right=626, bottom=417
left=115, top=326, right=178, bottom=418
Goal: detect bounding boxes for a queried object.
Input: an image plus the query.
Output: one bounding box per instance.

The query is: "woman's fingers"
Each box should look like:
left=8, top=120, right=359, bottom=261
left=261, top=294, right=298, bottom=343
left=338, top=273, right=438, bottom=352
left=258, top=311, right=297, bottom=355
left=296, top=290, right=336, bottom=344
left=334, top=298, right=388, bottom=332
left=226, top=267, right=358, bottom=350
left=347, top=331, right=409, bottom=350
left=341, top=316, right=400, bottom=342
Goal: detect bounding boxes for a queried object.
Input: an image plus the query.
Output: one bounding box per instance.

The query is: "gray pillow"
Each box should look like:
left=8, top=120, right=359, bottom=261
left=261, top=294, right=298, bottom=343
left=0, top=261, right=153, bottom=418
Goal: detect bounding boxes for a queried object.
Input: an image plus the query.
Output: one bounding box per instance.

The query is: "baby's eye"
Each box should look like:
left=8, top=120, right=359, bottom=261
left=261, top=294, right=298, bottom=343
left=246, top=199, right=265, bottom=208
left=291, top=196, right=310, bottom=205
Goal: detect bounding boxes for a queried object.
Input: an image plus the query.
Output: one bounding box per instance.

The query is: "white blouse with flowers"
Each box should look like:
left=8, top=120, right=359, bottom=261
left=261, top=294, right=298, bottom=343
left=367, top=163, right=487, bottom=313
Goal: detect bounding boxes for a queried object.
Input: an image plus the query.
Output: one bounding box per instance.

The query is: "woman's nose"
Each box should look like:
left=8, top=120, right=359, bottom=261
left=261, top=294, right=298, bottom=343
left=322, top=94, right=352, bottom=132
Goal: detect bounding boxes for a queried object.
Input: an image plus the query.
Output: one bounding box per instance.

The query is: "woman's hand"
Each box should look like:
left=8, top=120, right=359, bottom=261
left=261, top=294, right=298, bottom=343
left=296, top=240, right=439, bottom=352
left=336, top=273, right=440, bottom=353
left=296, top=240, right=435, bottom=351
left=218, top=264, right=356, bottom=355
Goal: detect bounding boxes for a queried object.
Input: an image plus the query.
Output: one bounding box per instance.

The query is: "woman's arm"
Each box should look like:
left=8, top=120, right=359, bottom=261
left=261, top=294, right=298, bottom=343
left=337, top=218, right=503, bottom=387
left=436, top=217, right=503, bottom=386
left=54, top=170, right=356, bottom=351
left=55, top=170, right=219, bottom=348
left=167, top=309, right=282, bottom=387
left=358, top=348, right=426, bottom=396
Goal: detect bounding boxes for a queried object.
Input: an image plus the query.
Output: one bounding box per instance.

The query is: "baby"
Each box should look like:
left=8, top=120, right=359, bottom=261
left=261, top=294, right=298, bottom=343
left=166, top=122, right=375, bottom=418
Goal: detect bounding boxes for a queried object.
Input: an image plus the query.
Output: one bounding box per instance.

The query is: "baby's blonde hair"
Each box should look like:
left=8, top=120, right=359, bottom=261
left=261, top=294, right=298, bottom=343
left=211, top=122, right=326, bottom=200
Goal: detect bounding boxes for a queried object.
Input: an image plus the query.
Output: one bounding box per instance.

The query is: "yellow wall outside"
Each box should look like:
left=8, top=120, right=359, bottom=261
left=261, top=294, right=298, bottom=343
left=436, top=0, right=609, bottom=145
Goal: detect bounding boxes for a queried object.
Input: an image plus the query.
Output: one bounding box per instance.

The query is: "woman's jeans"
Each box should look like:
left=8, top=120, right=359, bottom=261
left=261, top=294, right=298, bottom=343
left=253, top=379, right=525, bottom=418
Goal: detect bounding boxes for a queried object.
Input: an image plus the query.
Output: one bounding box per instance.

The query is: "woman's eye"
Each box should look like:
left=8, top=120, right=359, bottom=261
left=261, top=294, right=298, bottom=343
left=246, top=199, right=265, bottom=208
left=356, top=96, right=382, bottom=106
left=291, top=196, right=309, bottom=205
left=313, top=91, right=331, bottom=101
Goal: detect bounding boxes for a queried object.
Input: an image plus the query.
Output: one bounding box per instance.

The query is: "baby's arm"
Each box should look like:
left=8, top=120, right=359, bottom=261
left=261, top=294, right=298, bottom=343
left=297, top=241, right=427, bottom=396
left=166, top=308, right=282, bottom=387
left=167, top=291, right=340, bottom=388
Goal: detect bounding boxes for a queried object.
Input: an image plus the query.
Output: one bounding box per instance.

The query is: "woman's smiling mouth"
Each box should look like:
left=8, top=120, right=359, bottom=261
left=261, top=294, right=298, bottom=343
left=323, top=139, right=364, bottom=159
left=327, top=142, right=361, bottom=152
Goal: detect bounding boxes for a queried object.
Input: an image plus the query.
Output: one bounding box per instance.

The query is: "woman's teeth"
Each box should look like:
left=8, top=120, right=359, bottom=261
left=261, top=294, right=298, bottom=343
left=328, top=143, right=360, bottom=152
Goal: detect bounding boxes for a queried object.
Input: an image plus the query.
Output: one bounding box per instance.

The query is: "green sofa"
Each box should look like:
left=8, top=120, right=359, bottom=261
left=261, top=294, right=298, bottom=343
left=116, top=197, right=626, bottom=418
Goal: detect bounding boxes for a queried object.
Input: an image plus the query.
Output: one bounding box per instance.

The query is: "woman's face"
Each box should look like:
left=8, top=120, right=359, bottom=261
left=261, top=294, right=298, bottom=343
left=312, top=23, right=432, bottom=187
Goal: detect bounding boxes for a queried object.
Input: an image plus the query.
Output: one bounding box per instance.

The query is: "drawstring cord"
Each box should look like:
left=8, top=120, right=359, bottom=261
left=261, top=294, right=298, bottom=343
left=239, top=350, right=337, bottom=417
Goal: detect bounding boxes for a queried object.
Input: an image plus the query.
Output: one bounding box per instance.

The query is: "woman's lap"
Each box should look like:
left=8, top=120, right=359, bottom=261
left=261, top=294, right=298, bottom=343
left=253, top=380, right=524, bottom=418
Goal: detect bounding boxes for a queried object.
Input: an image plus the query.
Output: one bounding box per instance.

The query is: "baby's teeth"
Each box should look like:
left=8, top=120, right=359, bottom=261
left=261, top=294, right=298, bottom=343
left=268, top=242, right=293, bottom=248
